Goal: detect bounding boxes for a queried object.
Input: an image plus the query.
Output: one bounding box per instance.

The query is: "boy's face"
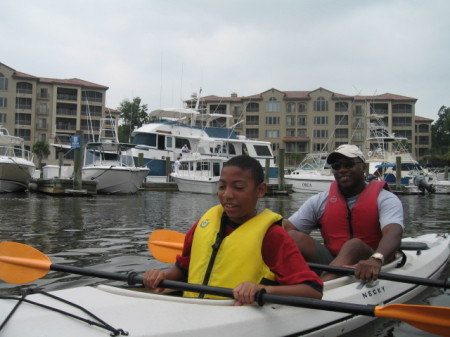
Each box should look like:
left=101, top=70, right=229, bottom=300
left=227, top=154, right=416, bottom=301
left=217, top=165, right=266, bottom=224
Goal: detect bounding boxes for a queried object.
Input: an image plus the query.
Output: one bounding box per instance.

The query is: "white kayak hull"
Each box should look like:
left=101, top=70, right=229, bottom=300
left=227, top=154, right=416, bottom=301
left=0, top=233, right=448, bottom=337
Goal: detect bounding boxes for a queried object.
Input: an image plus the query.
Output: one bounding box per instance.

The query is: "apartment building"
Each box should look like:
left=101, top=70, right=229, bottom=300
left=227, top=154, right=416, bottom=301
left=0, top=62, right=116, bottom=167
left=186, top=88, right=433, bottom=168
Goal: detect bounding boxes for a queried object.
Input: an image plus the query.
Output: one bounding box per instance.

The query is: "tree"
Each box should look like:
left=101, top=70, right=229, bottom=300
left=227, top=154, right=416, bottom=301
left=32, top=141, right=50, bottom=171
left=117, top=97, right=151, bottom=142
left=431, top=106, right=450, bottom=156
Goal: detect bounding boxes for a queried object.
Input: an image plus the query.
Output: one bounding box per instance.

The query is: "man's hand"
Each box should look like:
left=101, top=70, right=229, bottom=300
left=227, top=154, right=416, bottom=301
left=353, top=257, right=383, bottom=281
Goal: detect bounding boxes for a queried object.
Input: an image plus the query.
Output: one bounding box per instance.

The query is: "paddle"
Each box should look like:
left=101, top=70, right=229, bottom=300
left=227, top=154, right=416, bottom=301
left=147, top=229, right=449, bottom=289
left=0, top=241, right=449, bottom=336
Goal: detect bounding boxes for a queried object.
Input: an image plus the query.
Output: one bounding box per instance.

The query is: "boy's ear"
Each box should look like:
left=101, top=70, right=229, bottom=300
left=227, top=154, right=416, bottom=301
left=257, top=182, right=267, bottom=198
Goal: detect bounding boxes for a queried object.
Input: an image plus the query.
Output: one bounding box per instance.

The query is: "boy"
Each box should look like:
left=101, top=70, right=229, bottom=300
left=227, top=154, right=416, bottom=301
left=143, top=155, right=323, bottom=304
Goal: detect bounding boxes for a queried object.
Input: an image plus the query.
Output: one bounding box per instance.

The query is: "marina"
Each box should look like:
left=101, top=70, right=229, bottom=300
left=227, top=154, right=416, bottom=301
left=0, top=190, right=449, bottom=336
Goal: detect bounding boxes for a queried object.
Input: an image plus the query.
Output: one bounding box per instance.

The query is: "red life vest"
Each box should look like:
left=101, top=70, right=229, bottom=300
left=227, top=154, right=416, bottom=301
left=319, top=180, right=389, bottom=256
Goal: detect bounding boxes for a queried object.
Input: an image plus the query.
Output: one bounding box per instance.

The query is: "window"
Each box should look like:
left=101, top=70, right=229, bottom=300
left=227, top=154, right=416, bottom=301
left=298, top=129, right=307, bottom=137
left=313, top=143, right=328, bottom=152
left=0, top=97, right=6, bottom=108
left=392, top=117, right=412, bottom=127
left=286, top=129, right=295, bottom=137
left=392, top=104, right=412, bottom=114
left=82, top=91, right=103, bottom=102
left=265, top=116, right=280, bottom=125
left=335, top=128, right=349, bottom=139
left=15, top=129, right=31, bottom=141
left=16, top=82, right=33, bottom=94
left=0, top=113, right=6, bottom=123
left=233, top=106, right=241, bottom=115
left=297, top=116, right=307, bottom=126
left=393, top=130, right=412, bottom=140
left=15, top=97, right=32, bottom=109
left=265, top=130, right=280, bottom=138
left=246, top=103, right=259, bottom=113
left=266, top=97, right=280, bottom=112
left=314, top=97, right=328, bottom=112
left=335, top=115, right=348, bottom=125
left=246, top=129, right=259, bottom=139
left=37, top=119, right=47, bottom=129
left=286, top=103, right=296, bottom=113
left=39, top=88, right=49, bottom=99
left=38, top=133, right=46, bottom=142
left=335, top=102, right=348, bottom=112
left=0, top=73, right=8, bottom=91
left=298, top=103, right=307, bottom=113
left=314, top=116, right=328, bottom=125
left=353, top=118, right=363, bottom=129
left=355, top=105, right=363, bottom=115
left=353, top=130, right=364, bottom=141
left=286, top=116, right=296, bottom=126
left=39, top=103, right=48, bottom=114
left=370, top=103, right=388, bottom=114
left=417, top=124, right=429, bottom=133
left=313, top=130, right=328, bottom=138
left=246, top=115, right=259, bottom=125
left=418, top=136, right=429, bottom=145
left=15, top=113, right=31, bottom=125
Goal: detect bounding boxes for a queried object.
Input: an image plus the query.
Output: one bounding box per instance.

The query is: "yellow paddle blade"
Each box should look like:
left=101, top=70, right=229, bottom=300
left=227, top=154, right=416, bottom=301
left=375, top=304, right=450, bottom=336
left=148, top=229, right=185, bottom=263
left=0, top=241, right=51, bottom=284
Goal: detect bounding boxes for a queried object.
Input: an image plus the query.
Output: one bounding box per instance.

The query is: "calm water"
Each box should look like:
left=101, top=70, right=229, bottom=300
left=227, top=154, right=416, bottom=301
left=0, top=190, right=449, bottom=336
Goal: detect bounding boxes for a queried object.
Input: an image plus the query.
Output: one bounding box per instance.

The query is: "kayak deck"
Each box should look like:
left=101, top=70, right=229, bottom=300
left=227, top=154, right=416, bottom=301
left=0, top=233, right=448, bottom=337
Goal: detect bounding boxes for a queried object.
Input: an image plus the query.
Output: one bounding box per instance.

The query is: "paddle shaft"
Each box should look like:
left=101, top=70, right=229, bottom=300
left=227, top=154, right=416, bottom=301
left=147, top=230, right=449, bottom=289
left=50, top=263, right=376, bottom=317
left=308, top=263, right=448, bottom=290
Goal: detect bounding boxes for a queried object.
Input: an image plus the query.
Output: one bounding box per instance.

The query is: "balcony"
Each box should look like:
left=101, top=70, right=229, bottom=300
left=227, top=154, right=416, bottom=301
left=56, top=123, right=76, bottom=131
left=56, top=108, right=77, bottom=116
left=57, top=94, right=77, bottom=101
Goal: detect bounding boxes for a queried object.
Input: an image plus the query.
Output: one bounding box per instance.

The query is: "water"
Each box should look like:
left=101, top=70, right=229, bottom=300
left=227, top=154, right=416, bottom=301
left=0, top=191, right=449, bottom=336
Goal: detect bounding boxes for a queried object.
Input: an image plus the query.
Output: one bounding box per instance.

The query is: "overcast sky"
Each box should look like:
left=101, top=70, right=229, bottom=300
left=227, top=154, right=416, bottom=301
left=1, top=0, right=449, bottom=120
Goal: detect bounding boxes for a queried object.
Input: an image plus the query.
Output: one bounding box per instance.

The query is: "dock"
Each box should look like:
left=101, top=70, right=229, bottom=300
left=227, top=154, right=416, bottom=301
left=35, top=178, right=97, bottom=195
left=141, top=182, right=292, bottom=195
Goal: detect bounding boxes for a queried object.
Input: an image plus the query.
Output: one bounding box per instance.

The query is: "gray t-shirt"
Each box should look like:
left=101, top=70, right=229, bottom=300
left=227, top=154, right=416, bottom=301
left=288, top=188, right=404, bottom=234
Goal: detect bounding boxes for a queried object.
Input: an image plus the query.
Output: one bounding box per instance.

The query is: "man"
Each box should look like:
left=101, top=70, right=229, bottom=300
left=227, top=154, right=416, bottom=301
left=285, top=144, right=404, bottom=281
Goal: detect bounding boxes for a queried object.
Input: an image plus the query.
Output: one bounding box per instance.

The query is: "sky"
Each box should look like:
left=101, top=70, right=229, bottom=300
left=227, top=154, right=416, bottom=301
left=1, top=0, right=449, bottom=121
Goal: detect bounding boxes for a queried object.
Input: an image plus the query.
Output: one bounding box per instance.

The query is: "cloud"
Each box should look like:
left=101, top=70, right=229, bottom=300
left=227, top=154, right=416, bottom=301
left=1, top=0, right=449, bottom=118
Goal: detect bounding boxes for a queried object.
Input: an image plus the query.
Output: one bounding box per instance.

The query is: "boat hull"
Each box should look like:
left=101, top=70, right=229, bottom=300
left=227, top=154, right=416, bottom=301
left=82, top=166, right=149, bottom=194
left=0, top=233, right=447, bottom=337
left=171, top=175, right=219, bottom=194
left=284, top=173, right=334, bottom=193
left=0, top=159, right=35, bottom=193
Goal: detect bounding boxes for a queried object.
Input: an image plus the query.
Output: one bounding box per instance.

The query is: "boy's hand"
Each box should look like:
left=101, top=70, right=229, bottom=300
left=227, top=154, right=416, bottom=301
left=143, top=269, right=167, bottom=292
left=233, top=281, right=263, bottom=306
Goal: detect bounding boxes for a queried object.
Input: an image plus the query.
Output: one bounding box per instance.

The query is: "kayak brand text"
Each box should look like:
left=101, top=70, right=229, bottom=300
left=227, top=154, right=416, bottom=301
left=361, top=286, right=386, bottom=299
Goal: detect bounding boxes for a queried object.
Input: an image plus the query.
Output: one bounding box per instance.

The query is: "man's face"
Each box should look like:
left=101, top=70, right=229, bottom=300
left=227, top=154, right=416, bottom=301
left=330, top=156, right=366, bottom=191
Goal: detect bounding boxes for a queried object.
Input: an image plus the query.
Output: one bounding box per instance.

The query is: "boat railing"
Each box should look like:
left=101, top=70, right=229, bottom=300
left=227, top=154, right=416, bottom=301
left=0, top=145, right=34, bottom=161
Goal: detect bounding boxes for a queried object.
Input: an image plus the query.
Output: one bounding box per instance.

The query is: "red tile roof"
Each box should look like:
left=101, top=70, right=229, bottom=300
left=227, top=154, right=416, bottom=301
left=12, top=70, right=108, bottom=89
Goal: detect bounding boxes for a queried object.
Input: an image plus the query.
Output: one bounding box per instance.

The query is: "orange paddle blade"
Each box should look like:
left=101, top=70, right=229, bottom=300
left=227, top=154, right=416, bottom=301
left=375, top=304, right=450, bottom=336
left=148, top=229, right=185, bottom=263
left=0, top=241, right=51, bottom=284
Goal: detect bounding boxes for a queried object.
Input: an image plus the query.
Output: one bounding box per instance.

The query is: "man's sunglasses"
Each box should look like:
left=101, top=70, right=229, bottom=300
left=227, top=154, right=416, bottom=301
left=330, top=160, right=363, bottom=171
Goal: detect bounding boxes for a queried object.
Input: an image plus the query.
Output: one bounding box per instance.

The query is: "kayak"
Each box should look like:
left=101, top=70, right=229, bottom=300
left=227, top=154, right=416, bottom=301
left=0, top=233, right=448, bottom=337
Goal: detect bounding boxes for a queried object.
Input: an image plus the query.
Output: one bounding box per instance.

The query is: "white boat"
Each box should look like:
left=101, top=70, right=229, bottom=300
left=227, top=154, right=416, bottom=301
left=284, top=153, right=334, bottom=193
left=365, top=114, right=449, bottom=194
left=0, top=233, right=448, bottom=337
left=0, top=126, right=35, bottom=193
left=170, top=155, right=226, bottom=194
left=80, top=118, right=149, bottom=194
left=130, top=107, right=278, bottom=183
left=82, top=141, right=150, bottom=194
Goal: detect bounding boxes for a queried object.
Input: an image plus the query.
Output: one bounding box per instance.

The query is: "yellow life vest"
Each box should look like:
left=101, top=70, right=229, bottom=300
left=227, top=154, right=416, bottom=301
left=185, top=205, right=283, bottom=298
